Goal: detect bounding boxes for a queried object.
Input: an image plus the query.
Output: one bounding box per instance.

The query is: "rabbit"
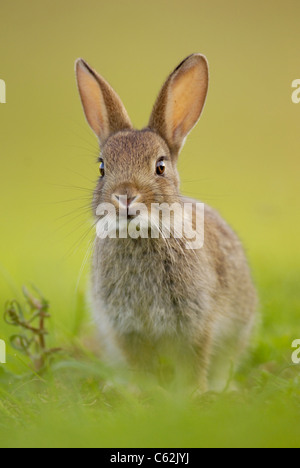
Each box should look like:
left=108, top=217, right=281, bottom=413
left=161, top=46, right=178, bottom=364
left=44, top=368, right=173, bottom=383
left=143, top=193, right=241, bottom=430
left=75, top=54, right=257, bottom=392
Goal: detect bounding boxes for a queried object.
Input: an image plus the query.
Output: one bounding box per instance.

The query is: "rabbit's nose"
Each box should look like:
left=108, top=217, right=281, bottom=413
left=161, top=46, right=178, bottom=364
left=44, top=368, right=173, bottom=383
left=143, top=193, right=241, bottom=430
left=113, top=194, right=139, bottom=209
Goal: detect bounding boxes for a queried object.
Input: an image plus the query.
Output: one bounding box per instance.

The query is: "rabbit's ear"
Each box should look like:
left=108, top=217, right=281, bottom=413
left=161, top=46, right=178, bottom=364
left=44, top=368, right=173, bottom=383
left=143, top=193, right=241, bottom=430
left=149, top=54, right=208, bottom=156
left=75, top=59, right=132, bottom=143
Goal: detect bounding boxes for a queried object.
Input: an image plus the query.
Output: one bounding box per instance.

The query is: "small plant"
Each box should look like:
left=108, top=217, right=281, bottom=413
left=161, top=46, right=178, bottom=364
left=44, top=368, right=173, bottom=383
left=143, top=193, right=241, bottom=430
left=4, top=286, right=61, bottom=372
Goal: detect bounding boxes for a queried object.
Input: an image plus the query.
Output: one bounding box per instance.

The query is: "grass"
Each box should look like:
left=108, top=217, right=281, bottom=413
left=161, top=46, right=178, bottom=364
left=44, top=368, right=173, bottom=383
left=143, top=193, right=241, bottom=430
left=0, top=265, right=300, bottom=448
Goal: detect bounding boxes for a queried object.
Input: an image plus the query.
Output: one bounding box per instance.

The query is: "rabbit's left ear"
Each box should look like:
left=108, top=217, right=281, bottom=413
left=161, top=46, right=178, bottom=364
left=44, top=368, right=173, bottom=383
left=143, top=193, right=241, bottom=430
left=76, top=59, right=132, bottom=144
left=149, top=54, right=208, bottom=157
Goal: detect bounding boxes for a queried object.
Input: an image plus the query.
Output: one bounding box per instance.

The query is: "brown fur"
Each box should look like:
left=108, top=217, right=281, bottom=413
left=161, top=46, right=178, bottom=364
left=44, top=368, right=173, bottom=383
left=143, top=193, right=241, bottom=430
left=75, top=54, right=257, bottom=392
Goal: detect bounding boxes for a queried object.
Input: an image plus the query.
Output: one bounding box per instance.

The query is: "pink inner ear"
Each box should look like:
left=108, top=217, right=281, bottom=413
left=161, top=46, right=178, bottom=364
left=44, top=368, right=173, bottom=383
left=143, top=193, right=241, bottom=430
left=77, top=62, right=109, bottom=138
left=167, top=64, right=208, bottom=145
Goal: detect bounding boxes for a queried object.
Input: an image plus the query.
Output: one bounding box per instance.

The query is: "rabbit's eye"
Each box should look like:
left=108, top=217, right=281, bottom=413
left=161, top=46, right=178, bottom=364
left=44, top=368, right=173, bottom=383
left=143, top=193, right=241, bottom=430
left=99, top=159, right=105, bottom=178
left=156, top=160, right=166, bottom=176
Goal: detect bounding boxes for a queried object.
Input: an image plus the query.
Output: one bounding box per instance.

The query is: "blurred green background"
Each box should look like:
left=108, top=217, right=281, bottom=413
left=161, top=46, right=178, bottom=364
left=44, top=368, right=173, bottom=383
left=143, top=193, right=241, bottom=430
left=0, top=0, right=300, bottom=448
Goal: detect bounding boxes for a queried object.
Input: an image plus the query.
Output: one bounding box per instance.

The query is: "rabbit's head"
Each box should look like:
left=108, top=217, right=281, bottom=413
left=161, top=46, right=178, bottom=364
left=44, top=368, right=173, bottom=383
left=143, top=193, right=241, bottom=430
left=75, top=54, right=208, bottom=223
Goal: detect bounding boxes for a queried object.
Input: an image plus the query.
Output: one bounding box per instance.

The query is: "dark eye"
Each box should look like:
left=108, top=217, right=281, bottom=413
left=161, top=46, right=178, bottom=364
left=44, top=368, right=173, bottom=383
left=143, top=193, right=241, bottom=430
left=99, top=159, right=105, bottom=178
left=156, top=159, right=166, bottom=176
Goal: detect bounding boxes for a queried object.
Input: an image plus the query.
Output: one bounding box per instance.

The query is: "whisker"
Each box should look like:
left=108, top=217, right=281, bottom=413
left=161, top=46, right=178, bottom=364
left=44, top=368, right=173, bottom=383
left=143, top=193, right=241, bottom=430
left=75, top=236, right=96, bottom=293
left=48, top=183, right=95, bottom=193
left=67, top=168, right=97, bottom=184
left=63, top=219, right=97, bottom=260
left=46, top=197, right=93, bottom=205
left=53, top=208, right=92, bottom=233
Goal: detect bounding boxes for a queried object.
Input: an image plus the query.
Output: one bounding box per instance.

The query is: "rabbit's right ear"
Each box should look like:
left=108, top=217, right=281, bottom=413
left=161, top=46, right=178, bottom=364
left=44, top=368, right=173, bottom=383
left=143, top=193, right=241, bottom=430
left=75, top=59, right=132, bottom=143
left=149, top=54, right=209, bottom=157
